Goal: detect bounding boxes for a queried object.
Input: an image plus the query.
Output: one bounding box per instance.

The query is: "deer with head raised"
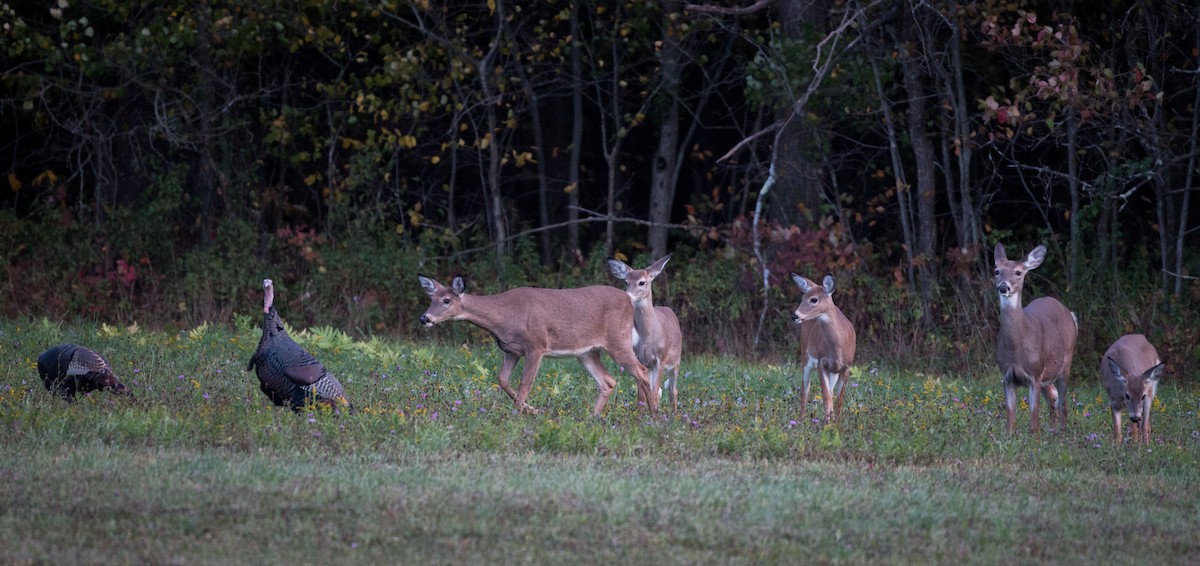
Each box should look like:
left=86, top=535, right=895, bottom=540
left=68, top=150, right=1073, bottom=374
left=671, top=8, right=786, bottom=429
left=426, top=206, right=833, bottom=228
left=1100, top=334, right=1165, bottom=445
left=993, top=243, right=1078, bottom=435
left=417, top=275, right=655, bottom=416
left=607, top=255, right=684, bottom=411
left=790, top=273, right=857, bottom=423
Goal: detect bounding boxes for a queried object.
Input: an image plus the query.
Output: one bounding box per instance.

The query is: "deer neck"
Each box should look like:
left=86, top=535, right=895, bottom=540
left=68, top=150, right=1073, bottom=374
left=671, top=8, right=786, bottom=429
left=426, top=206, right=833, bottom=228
left=631, top=295, right=663, bottom=332
left=455, top=293, right=513, bottom=336
left=997, top=291, right=1030, bottom=347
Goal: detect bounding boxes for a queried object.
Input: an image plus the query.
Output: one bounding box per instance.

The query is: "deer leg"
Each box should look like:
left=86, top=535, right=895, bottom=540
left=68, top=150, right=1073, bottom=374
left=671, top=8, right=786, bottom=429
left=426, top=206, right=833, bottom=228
left=1111, top=408, right=1123, bottom=446
left=495, top=352, right=522, bottom=405
left=607, top=347, right=656, bottom=413
left=514, top=351, right=545, bottom=414
left=833, top=371, right=847, bottom=423
left=1040, top=384, right=1059, bottom=431
left=1003, top=376, right=1018, bottom=435
left=1027, top=383, right=1041, bottom=435
left=577, top=351, right=617, bottom=417
left=819, top=370, right=835, bottom=423
left=799, top=356, right=817, bottom=416
left=647, top=361, right=662, bottom=402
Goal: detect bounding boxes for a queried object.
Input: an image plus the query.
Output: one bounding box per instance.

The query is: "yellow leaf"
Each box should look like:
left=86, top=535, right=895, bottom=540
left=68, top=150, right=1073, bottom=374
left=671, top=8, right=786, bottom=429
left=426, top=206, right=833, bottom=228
left=431, top=156, right=441, bottom=164
left=487, top=0, right=495, bottom=14
left=563, top=183, right=576, bottom=194
left=7, top=172, right=20, bottom=192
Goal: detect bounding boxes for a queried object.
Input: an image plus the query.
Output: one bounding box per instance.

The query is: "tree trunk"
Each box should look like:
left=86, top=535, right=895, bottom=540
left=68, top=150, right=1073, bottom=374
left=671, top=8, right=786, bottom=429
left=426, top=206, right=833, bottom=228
left=648, top=2, right=684, bottom=259
left=568, top=0, right=583, bottom=257
left=902, top=19, right=937, bottom=305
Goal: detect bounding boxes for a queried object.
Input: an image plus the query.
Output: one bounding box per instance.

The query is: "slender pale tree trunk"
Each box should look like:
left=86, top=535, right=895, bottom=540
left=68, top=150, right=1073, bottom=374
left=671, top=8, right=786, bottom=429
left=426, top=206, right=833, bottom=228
left=648, top=5, right=683, bottom=259
left=568, top=0, right=583, bottom=256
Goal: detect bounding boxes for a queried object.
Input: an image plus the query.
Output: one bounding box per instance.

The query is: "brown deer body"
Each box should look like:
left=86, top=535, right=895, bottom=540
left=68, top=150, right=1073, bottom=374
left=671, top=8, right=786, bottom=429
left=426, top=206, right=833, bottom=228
left=1100, top=334, right=1165, bottom=445
left=607, top=255, right=684, bottom=411
left=993, top=243, right=1078, bottom=435
left=417, top=275, right=654, bottom=416
left=790, top=273, right=856, bottom=423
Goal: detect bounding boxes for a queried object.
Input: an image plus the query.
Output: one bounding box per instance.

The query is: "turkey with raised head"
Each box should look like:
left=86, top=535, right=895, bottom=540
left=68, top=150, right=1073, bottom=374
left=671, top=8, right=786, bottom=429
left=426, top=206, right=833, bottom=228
left=37, top=344, right=133, bottom=401
left=246, top=279, right=351, bottom=411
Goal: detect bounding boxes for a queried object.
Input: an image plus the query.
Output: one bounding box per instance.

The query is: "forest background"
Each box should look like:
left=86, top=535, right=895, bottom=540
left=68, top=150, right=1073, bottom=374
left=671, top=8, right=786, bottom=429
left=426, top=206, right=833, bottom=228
left=2, top=0, right=1198, bottom=376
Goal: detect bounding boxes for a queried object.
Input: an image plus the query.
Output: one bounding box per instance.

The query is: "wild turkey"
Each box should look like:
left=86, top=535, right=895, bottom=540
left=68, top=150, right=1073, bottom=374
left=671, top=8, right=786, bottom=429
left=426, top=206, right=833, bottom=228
left=246, top=279, right=351, bottom=411
left=37, top=344, right=132, bottom=401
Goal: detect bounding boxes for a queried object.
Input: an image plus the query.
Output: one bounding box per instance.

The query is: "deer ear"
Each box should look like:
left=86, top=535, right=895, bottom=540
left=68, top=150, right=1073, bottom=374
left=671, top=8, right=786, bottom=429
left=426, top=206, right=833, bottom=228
left=417, top=274, right=439, bottom=297
left=607, top=258, right=630, bottom=280
left=1146, top=362, right=1166, bottom=384
left=1107, top=356, right=1126, bottom=383
left=646, top=254, right=671, bottom=278
left=822, top=274, right=836, bottom=295
left=451, top=275, right=466, bottom=296
left=994, top=243, right=1008, bottom=265
left=1025, top=245, right=1047, bottom=270
left=791, top=273, right=811, bottom=293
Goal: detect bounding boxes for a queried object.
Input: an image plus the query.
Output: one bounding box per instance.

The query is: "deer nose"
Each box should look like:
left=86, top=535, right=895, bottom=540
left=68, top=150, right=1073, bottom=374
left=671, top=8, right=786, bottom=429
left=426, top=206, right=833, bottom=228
left=997, top=282, right=1010, bottom=294
left=791, top=313, right=801, bottom=323
left=1129, top=415, right=1141, bottom=423
left=419, top=315, right=431, bottom=325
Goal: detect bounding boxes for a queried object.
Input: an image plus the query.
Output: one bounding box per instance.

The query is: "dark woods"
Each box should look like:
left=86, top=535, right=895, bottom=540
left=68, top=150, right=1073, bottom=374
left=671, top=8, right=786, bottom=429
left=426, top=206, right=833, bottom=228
left=1, top=1, right=1197, bottom=373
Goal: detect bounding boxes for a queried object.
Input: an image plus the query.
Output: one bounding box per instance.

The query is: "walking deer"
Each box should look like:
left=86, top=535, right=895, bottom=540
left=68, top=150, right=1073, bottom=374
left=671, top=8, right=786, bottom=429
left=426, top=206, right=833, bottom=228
left=1100, top=334, right=1165, bottom=445
left=607, top=255, right=684, bottom=411
left=790, top=273, right=857, bottom=423
left=417, top=275, right=654, bottom=416
left=993, top=243, right=1077, bottom=435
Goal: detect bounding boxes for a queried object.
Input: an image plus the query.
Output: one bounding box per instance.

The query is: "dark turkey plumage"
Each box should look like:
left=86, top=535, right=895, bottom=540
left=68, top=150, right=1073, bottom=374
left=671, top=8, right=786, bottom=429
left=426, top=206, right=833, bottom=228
left=246, top=279, right=351, bottom=411
left=37, top=344, right=132, bottom=401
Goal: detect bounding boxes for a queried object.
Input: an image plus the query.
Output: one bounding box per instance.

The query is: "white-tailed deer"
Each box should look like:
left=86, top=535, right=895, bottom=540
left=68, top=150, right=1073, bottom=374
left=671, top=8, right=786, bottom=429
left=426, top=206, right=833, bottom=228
left=993, top=243, right=1078, bottom=435
left=790, top=273, right=857, bottom=423
left=417, top=275, right=654, bottom=416
left=607, top=255, right=684, bottom=411
left=1100, top=334, right=1165, bottom=445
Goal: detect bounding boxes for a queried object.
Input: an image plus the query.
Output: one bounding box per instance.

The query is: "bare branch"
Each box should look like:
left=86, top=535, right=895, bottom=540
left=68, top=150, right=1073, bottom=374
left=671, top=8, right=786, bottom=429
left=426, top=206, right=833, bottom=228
left=426, top=208, right=709, bottom=261
left=684, top=0, right=777, bottom=16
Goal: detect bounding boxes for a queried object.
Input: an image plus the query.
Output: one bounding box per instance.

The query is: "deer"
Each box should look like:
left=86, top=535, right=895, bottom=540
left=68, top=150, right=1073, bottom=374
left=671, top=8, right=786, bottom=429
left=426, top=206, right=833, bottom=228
left=993, top=243, right=1078, bottom=436
left=790, top=273, right=857, bottom=423
left=607, top=255, right=684, bottom=411
left=417, top=275, right=655, bottom=416
left=1100, top=334, right=1165, bottom=445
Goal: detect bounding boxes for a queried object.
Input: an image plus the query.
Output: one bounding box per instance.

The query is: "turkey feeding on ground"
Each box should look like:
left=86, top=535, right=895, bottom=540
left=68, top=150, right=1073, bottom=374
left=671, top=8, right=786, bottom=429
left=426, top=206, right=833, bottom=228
left=37, top=344, right=133, bottom=401
left=246, top=278, right=351, bottom=411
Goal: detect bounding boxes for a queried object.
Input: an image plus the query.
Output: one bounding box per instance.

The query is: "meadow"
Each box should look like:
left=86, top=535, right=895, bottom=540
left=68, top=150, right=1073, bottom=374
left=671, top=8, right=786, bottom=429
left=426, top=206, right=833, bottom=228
left=1, top=317, right=1198, bottom=564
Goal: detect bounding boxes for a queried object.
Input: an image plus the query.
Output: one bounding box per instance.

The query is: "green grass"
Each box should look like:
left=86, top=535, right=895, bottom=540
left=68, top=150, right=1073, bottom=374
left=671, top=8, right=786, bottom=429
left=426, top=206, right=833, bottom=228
left=1, top=318, right=1199, bottom=564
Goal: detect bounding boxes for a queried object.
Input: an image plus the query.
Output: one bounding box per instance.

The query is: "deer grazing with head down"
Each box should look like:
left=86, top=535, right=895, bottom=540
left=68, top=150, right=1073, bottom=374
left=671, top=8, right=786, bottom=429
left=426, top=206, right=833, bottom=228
left=1100, top=334, right=1165, bottom=445
left=607, top=255, right=684, bottom=411
left=993, top=243, right=1078, bottom=435
left=790, top=273, right=857, bottom=423
left=417, top=275, right=655, bottom=416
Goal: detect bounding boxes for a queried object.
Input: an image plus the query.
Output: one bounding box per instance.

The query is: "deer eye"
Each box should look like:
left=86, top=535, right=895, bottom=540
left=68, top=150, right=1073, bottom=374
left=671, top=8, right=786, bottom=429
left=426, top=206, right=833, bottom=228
left=809, top=297, right=818, bottom=304
left=1014, top=270, right=1022, bottom=276
left=993, top=269, right=1000, bottom=276
left=1125, top=393, right=1130, bottom=400
left=442, top=298, right=451, bottom=305
left=638, top=281, right=646, bottom=287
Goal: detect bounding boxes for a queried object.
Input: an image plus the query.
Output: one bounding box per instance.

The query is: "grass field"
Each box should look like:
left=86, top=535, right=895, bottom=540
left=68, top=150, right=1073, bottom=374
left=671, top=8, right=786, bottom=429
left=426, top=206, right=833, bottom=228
left=1, top=318, right=1198, bottom=564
